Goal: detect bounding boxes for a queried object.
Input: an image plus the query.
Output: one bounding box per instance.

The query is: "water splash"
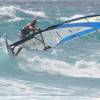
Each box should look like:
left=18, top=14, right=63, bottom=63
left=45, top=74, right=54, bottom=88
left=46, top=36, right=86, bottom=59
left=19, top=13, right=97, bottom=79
left=0, top=6, right=17, bottom=18
left=17, top=50, right=100, bottom=78
left=0, top=5, right=48, bottom=23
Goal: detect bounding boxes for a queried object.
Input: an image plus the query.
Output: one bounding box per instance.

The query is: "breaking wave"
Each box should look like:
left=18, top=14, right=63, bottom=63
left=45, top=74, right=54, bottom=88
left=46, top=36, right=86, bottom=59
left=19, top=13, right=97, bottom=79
left=0, top=5, right=48, bottom=23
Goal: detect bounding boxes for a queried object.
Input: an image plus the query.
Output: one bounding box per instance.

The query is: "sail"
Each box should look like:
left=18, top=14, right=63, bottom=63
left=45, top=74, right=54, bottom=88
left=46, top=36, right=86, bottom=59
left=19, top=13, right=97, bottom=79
left=10, top=14, right=100, bottom=51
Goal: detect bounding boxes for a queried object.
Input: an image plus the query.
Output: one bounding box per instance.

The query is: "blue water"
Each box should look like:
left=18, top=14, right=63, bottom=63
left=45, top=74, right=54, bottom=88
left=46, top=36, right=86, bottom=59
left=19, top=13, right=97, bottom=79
left=0, top=0, right=100, bottom=100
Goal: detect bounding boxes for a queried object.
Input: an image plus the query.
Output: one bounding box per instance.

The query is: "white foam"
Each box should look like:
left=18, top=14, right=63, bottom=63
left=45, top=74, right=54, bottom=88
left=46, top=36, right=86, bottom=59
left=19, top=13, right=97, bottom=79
left=0, top=78, right=73, bottom=99
left=19, top=9, right=48, bottom=18
left=0, top=6, right=17, bottom=18
left=0, top=37, right=5, bottom=48
left=7, top=17, right=23, bottom=22
left=18, top=53, right=100, bottom=78
left=57, top=14, right=84, bottom=21
left=57, top=16, right=70, bottom=21
left=70, top=14, right=84, bottom=19
left=0, top=5, right=23, bottom=23
left=0, top=5, right=48, bottom=23
left=0, top=74, right=100, bottom=99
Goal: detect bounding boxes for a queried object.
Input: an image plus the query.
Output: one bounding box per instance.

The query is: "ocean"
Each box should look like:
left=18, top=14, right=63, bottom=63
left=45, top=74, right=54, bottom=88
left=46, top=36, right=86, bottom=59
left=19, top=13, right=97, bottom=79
left=0, top=0, right=100, bottom=100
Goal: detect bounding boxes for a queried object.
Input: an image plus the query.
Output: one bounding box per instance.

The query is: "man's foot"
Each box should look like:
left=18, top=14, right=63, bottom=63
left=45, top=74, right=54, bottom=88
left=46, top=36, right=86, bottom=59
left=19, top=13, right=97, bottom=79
left=11, top=46, right=15, bottom=55
left=15, top=47, right=22, bottom=56
left=44, top=46, right=51, bottom=50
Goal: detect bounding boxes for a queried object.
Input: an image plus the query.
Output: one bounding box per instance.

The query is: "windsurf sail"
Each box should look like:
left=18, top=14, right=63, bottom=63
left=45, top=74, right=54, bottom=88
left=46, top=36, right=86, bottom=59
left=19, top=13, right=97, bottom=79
left=8, top=14, right=100, bottom=51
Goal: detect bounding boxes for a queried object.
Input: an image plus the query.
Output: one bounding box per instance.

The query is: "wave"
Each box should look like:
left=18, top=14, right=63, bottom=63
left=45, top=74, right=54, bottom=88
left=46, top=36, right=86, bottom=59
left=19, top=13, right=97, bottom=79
left=0, top=78, right=69, bottom=96
left=57, top=14, right=84, bottom=21
left=57, top=14, right=96, bottom=21
left=0, top=5, right=48, bottom=23
left=0, top=6, right=17, bottom=18
left=1, top=37, right=99, bottom=78
left=19, top=9, right=48, bottom=18
left=16, top=49, right=100, bottom=78
left=0, top=77, right=100, bottom=100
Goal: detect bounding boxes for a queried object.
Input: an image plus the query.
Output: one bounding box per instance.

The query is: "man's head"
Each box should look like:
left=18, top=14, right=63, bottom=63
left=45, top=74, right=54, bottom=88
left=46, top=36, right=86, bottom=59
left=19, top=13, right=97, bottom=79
left=31, top=19, right=37, bottom=26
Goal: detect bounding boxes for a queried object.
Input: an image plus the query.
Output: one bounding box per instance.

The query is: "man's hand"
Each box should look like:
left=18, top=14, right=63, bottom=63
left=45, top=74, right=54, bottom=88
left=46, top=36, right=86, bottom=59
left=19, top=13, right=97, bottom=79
left=38, top=28, right=42, bottom=33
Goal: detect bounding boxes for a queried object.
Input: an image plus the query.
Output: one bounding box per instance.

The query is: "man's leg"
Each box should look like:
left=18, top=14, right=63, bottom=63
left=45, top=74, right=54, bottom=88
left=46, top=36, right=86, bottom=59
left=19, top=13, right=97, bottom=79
left=15, top=47, right=23, bottom=56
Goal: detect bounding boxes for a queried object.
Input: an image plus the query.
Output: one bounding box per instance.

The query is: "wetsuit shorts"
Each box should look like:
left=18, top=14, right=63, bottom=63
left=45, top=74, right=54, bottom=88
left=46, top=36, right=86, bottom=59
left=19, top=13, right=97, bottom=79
left=20, top=28, right=30, bottom=38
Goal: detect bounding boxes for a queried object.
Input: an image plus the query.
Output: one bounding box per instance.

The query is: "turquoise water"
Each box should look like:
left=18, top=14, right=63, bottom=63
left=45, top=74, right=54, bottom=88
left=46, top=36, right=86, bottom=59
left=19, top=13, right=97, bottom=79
left=0, top=0, right=100, bottom=100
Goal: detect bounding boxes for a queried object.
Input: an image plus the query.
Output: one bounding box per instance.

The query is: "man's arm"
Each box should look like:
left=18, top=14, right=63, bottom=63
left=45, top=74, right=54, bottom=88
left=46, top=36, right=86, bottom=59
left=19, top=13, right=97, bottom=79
left=28, top=25, right=38, bottom=30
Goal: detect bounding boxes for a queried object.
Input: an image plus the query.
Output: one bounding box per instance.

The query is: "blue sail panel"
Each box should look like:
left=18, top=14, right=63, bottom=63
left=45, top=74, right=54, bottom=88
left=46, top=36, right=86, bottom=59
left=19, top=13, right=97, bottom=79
left=57, top=28, right=96, bottom=45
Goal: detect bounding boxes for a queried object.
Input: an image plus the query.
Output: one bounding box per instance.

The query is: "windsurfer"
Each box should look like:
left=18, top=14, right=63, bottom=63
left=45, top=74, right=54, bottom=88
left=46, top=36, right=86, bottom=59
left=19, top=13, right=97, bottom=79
left=11, top=19, right=40, bottom=56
